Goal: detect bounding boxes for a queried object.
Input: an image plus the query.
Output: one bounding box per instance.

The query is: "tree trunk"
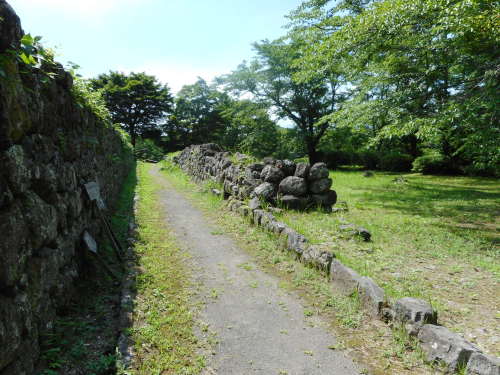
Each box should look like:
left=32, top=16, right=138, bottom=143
left=307, top=141, right=320, bottom=164
left=131, top=124, right=137, bottom=147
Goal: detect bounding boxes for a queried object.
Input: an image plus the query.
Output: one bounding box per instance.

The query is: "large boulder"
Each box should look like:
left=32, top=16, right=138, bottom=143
left=275, top=159, right=296, bottom=176
left=278, top=195, right=309, bottom=210
left=253, top=182, right=276, bottom=201
left=308, top=162, right=329, bottom=180
left=260, top=165, right=284, bottom=183
left=309, top=178, right=332, bottom=194
left=311, top=190, right=337, bottom=207
left=294, top=163, right=310, bottom=179
left=278, top=176, right=307, bottom=197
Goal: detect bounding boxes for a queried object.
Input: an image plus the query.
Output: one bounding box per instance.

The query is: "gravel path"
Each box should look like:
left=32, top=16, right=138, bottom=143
left=150, top=166, right=360, bottom=375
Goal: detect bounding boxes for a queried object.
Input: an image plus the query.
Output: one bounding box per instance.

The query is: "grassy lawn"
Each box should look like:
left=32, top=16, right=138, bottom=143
left=275, top=170, right=500, bottom=356
left=127, top=163, right=206, bottom=374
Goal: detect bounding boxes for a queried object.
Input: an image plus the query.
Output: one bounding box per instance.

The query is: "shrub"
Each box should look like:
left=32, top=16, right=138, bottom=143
left=134, top=138, right=164, bottom=161
left=412, top=151, right=449, bottom=174
left=359, top=150, right=379, bottom=170
left=378, top=151, right=413, bottom=172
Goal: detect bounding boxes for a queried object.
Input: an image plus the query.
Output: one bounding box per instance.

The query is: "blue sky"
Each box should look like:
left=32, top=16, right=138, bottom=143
left=8, top=0, right=303, bottom=93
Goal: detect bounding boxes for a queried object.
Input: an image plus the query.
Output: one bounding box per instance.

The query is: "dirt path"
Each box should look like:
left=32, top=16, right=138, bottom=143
left=149, top=166, right=360, bottom=375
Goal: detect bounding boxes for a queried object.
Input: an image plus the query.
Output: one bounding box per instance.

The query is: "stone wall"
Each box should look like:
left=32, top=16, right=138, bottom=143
left=175, top=143, right=338, bottom=211
left=0, top=2, right=133, bottom=374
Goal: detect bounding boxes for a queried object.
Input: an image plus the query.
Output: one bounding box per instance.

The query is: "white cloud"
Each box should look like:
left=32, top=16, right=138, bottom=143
left=116, top=61, right=224, bottom=94
left=10, top=0, right=146, bottom=16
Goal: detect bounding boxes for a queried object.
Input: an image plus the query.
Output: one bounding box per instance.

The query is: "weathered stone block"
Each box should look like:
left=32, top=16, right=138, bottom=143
left=466, top=352, right=500, bottom=375
left=253, top=182, right=276, bottom=201
left=260, top=164, right=284, bottom=183
left=302, top=245, right=334, bottom=272
left=394, top=297, right=437, bottom=331
left=283, top=227, right=308, bottom=257
left=278, top=195, right=309, bottom=210
left=278, top=176, right=307, bottom=196
left=359, top=276, right=385, bottom=317
left=330, top=260, right=363, bottom=296
left=418, top=324, right=479, bottom=371
left=3, top=144, right=31, bottom=194
left=275, top=159, right=296, bottom=176
left=294, top=162, right=310, bottom=179
left=308, top=162, right=329, bottom=180
left=311, top=190, right=337, bottom=207
left=248, top=196, right=262, bottom=210
left=309, top=178, right=332, bottom=194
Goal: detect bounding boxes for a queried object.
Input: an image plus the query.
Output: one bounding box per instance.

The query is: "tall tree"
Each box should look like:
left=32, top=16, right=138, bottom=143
left=91, top=71, right=173, bottom=146
left=219, top=38, right=345, bottom=163
left=219, top=99, right=279, bottom=157
left=168, top=78, right=230, bottom=149
left=290, top=0, right=499, bottom=174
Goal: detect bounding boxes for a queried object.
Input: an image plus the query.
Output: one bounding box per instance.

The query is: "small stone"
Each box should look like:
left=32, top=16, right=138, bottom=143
left=308, top=162, right=329, bottom=180
left=262, top=157, right=276, bottom=165
left=278, top=176, right=307, bottom=196
left=247, top=163, right=264, bottom=172
left=339, top=224, right=371, bottom=241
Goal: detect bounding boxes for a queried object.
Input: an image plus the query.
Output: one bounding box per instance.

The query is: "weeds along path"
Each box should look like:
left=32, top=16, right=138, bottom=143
left=147, top=164, right=361, bottom=375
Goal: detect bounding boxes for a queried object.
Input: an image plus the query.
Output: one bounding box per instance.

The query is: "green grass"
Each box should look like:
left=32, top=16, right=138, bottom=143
left=276, top=170, right=499, bottom=292
left=275, top=169, right=500, bottom=356
left=128, top=163, right=205, bottom=375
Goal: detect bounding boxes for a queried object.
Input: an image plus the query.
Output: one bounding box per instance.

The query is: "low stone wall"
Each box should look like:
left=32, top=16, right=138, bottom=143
left=0, top=2, right=133, bottom=373
left=175, top=143, right=338, bottom=211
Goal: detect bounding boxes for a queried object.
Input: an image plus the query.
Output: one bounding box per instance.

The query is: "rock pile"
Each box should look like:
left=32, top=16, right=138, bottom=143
left=175, top=144, right=338, bottom=211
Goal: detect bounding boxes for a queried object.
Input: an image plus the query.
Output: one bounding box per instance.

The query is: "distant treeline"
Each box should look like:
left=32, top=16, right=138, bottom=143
left=91, top=0, right=499, bottom=176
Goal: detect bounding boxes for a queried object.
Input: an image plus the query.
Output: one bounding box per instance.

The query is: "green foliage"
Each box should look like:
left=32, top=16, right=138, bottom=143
left=220, top=99, right=279, bottom=158
left=167, top=78, right=230, bottom=150
left=0, top=33, right=56, bottom=83
left=412, top=150, right=450, bottom=174
left=70, top=66, right=112, bottom=124
left=378, top=151, right=413, bottom=172
left=218, top=37, right=345, bottom=163
left=91, top=71, right=173, bottom=146
left=287, top=0, right=499, bottom=175
left=134, top=138, right=164, bottom=161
